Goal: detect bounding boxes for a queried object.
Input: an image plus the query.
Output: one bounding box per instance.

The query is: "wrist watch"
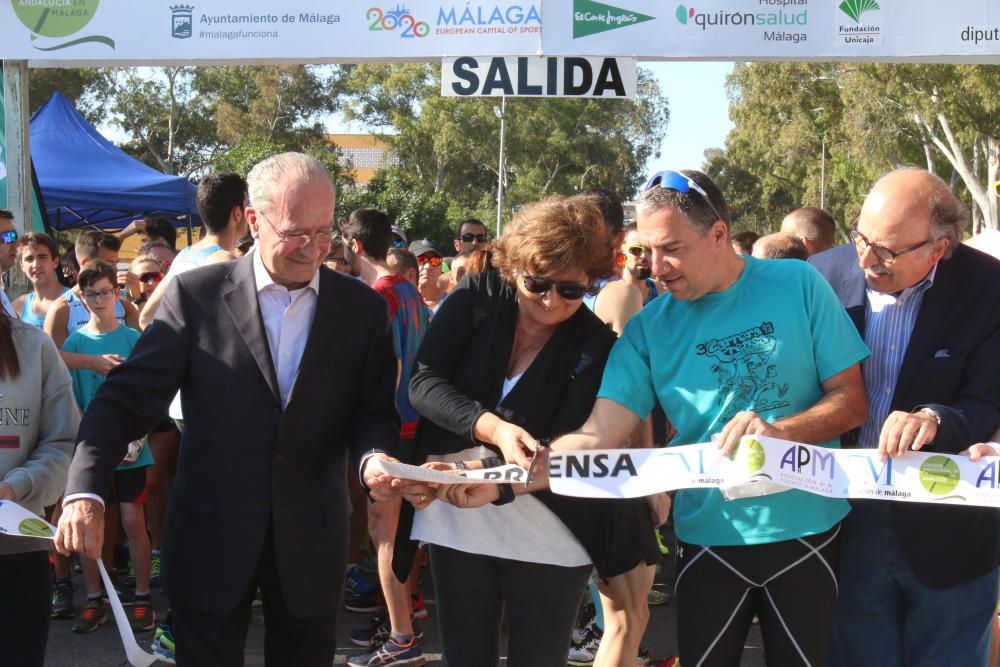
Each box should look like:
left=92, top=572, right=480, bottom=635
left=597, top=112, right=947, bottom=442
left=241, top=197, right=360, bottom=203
left=917, top=407, right=942, bottom=425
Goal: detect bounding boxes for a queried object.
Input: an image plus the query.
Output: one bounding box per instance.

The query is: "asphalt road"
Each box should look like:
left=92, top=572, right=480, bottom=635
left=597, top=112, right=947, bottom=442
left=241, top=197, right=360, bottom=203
left=44, top=552, right=766, bottom=667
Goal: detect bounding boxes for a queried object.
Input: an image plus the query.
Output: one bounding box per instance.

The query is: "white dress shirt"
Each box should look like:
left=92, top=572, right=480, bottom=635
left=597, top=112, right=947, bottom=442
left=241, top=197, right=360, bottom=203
left=0, top=276, right=16, bottom=318
left=66, top=252, right=322, bottom=508
left=252, top=249, right=320, bottom=407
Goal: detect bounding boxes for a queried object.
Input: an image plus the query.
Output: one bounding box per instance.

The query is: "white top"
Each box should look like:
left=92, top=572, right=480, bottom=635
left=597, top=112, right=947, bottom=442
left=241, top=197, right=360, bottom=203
left=0, top=277, right=16, bottom=318
left=411, top=372, right=590, bottom=568
left=252, top=249, right=320, bottom=407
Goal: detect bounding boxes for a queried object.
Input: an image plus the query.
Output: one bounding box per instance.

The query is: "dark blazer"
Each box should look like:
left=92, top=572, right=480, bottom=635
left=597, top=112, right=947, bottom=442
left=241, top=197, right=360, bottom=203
left=393, top=272, right=658, bottom=581
left=64, top=255, right=399, bottom=616
left=810, top=242, right=1000, bottom=588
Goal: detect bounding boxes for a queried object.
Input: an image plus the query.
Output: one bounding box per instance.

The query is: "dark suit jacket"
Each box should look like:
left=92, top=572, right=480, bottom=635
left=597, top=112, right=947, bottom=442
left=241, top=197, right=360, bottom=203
left=65, top=255, right=399, bottom=616
left=810, top=243, right=1000, bottom=588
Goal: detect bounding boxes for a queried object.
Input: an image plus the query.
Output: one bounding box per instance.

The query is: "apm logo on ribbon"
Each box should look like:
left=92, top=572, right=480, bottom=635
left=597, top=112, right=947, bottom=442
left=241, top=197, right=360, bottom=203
left=10, top=0, right=115, bottom=51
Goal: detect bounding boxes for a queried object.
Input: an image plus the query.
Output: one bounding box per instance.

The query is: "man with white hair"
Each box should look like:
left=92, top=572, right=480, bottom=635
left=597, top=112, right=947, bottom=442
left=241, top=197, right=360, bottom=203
left=56, top=153, right=400, bottom=666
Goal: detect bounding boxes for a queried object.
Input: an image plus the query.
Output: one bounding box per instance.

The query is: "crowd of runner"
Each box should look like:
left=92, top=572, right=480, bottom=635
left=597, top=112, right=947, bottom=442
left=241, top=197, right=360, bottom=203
left=1, top=154, right=999, bottom=667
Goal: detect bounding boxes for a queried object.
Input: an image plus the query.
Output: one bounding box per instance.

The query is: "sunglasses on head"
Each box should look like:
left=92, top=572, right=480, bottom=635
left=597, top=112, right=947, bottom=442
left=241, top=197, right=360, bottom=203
left=643, top=170, right=725, bottom=224
left=0, top=230, right=18, bottom=245
left=391, top=239, right=406, bottom=248
left=417, top=255, right=442, bottom=267
left=458, top=233, right=489, bottom=243
left=521, top=273, right=589, bottom=301
left=139, top=271, right=163, bottom=285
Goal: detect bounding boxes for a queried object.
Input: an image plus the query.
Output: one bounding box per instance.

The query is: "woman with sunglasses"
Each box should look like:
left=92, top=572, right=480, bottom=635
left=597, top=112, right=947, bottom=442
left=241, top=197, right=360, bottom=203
left=391, top=197, right=659, bottom=667
left=124, top=254, right=165, bottom=313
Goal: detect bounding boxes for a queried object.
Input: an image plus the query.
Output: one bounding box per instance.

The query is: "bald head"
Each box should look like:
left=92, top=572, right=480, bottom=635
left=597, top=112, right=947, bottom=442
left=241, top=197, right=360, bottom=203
left=780, top=207, right=835, bottom=256
left=855, top=167, right=965, bottom=294
left=752, top=232, right=808, bottom=260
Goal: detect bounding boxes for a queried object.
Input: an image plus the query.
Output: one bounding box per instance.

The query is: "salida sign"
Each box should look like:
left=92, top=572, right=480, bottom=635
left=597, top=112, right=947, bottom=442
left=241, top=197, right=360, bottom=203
left=441, top=56, right=636, bottom=98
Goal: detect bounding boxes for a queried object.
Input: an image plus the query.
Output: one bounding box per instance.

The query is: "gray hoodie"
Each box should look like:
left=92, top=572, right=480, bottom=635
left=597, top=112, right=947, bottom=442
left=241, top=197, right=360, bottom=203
left=0, top=317, right=80, bottom=555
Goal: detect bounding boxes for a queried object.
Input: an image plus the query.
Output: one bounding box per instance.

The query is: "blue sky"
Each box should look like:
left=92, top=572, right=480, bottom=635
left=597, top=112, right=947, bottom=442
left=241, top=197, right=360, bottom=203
left=642, top=61, right=734, bottom=174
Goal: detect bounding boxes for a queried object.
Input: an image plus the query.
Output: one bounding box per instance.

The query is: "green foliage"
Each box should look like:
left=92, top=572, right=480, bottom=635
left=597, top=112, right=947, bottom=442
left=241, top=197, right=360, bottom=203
left=714, top=63, right=1000, bottom=235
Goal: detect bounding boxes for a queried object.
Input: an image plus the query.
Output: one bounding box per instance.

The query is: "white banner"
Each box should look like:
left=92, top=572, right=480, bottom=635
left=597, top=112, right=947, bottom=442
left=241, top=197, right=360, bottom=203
left=0, top=1, right=998, bottom=64
left=0, top=501, right=156, bottom=667
left=548, top=436, right=1000, bottom=508
left=441, top=56, right=637, bottom=98
left=376, top=459, right=529, bottom=484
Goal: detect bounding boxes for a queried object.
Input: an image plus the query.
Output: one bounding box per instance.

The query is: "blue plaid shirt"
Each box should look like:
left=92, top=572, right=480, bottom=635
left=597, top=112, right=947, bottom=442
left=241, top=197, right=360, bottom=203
left=858, top=264, right=938, bottom=449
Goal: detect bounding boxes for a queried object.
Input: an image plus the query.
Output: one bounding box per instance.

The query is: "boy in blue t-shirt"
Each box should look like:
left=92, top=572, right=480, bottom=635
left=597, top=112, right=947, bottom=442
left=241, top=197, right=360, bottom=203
left=62, top=260, right=156, bottom=636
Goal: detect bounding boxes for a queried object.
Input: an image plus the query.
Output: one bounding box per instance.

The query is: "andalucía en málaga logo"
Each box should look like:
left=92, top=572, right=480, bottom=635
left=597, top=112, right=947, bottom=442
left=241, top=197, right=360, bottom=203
left=10, top=0, right=115, bottom=50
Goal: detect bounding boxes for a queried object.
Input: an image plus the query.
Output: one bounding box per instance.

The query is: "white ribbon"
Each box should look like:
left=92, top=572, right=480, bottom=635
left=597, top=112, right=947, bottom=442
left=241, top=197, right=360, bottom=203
left=0, top=500, right=156, bottom=667
left=547, top=435, right=1000, bottom=508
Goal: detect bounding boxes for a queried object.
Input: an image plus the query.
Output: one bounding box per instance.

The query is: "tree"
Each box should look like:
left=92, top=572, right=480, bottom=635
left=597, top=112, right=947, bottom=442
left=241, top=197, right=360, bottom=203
left=336, top=63, right=669, bottom=227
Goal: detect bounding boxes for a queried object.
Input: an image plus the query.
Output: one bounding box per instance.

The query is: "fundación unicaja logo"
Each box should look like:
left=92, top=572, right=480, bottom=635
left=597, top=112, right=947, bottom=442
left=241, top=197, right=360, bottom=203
left=573, top=0, right=654, bottom=38
left=919, top=455, right=965, bottom=501
left=171, top=5, right=194, bottom=39
left=10, top=0, right=114, bottom=51
left=838, top=0, right=880, bottom=23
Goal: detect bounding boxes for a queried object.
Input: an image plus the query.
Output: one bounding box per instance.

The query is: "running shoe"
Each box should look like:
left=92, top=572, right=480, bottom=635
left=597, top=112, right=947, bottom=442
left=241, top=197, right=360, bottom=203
left=647, top=586, right=672, bottom=606
left=347, top=565, right=378, bottom=598
left=410, top=594, right=428, bottom=620
left=72, top=598, right=108, bottom=634
left=150, top=552, right=162, bottom=588
left=350, top=617, right=424, bottom=648
left=571, top=601, right=597, bottom=645
left=152, top=626, right=177, bottom=664
left=346, top=589, right=387, bottom=614
left=50, top=581, right=75, bottom=620
left=347, top=637, right=426, bottom=666
left=129, top=598, right=156, bottom=632
left=567, top=627, right=603, bottom=666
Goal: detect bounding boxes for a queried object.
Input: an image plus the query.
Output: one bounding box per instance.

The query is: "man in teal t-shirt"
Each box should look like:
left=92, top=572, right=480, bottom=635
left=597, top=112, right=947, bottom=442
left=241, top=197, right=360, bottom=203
left=546, top=170, right=869, bottom=667
left=62, top=261, right=156, bottom=636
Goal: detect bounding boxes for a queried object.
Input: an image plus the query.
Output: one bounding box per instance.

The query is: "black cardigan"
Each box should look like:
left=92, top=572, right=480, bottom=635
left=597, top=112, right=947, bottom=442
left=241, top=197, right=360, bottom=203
left=393, top=271, right=657, bottom=580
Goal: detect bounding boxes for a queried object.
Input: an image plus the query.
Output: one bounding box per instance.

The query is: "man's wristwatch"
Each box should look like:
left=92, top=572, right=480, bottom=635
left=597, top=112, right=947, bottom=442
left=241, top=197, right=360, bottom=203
left=917, top=407, right=942, bottom=426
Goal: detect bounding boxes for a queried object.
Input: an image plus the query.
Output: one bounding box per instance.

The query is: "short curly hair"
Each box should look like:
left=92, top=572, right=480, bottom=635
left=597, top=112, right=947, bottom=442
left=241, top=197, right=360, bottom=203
left=492, top=196, right=614, bottom=287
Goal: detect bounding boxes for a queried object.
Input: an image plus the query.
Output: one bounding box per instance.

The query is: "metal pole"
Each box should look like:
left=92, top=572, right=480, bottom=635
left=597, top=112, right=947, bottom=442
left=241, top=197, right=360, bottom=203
left=3, top=60, right=31, bottom=235
left=495, top=95, right=506, bottom=237
left=820, top=135, right=826, bottom=210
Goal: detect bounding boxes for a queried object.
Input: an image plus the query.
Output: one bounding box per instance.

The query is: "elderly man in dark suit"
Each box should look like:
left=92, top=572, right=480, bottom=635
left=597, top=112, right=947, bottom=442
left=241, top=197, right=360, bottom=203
left=810, top=167, right=1000, bottom=667
left=55, top=153, right=400, bottom=666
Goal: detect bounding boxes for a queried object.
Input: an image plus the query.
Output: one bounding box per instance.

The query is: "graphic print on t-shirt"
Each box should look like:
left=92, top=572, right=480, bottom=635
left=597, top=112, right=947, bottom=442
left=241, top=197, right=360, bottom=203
left=695, top=321, right=790, bottom=421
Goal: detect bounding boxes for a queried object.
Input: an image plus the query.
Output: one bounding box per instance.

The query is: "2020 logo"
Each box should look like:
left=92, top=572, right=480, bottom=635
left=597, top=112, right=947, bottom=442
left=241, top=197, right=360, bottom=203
left=367, top=5, right=430, bottom=38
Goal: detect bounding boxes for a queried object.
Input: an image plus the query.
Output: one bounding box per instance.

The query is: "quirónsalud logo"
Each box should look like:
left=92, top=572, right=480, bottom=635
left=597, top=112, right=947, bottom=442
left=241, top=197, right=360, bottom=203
left=676, top=4, right=693, bottom=24
left=573, top=0, right=654, bottom=38
left=838, top=0, right=879, bottom=24
left=11, top=0, right=115, bottom=51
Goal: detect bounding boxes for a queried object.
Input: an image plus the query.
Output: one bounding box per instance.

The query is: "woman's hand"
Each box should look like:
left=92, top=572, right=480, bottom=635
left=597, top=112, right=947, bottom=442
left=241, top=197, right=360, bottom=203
left=437, top=482, right=501, bottom=509
left=401, top=462, right=455, bottom=509
left=493, top=421, right=539, bottom=469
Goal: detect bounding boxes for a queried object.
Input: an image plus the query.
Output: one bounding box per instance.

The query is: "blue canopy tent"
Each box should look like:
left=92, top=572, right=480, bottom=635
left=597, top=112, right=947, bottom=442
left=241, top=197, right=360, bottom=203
left=29, top=92, right=200, bottom=233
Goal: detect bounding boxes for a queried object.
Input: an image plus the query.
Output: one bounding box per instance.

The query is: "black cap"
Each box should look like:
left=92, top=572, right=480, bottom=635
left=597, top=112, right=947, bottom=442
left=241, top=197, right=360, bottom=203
left=408, top=239, right=442, bottom=257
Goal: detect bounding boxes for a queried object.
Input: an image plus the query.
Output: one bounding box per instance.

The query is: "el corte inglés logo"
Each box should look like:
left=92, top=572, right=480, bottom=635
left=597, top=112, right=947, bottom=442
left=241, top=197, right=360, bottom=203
left=573, top=0, right=654, bottom=38
left=11, top=0, right=114, bottom=50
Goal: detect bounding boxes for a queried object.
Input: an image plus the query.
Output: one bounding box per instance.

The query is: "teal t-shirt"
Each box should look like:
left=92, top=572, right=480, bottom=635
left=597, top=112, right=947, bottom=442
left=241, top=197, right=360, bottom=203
left=598, top=256, right=869, bottom=546
left=64, top=324, right=154, bottom=471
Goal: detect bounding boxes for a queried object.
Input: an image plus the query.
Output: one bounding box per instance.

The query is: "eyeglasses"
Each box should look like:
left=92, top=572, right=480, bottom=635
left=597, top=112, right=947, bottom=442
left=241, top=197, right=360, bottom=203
left=849, top=224, right=932, bottom=264
left=82, top=288, right=116, bottom=302
left=521, top=273, right=590, bottom=300
left=391, top=239, right=406, bottom=248
left=417, top=255, right=442, bottom=267
left=138, top=271, right=163, bottom=285
left=458, top=233, right=489, bottom=244
left=643, top=170, right=725, bottom=224
left=256, top=210, right=335, bottom=248
left=0, top=230, right=18, bottom=245
left=624, top=244, right=651, bottom=257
